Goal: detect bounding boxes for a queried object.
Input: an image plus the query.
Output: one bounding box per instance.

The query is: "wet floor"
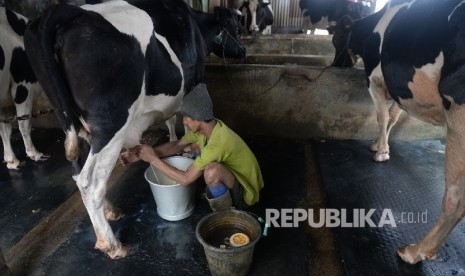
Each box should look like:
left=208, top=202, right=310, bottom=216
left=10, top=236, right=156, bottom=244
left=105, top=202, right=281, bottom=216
left=1, top=129, right=311, bottom=275
left=316, top=139, right=465, bottom=276
left=0, top=129, right=76, bottom=250
left=5, top=129, right=463, bottom=276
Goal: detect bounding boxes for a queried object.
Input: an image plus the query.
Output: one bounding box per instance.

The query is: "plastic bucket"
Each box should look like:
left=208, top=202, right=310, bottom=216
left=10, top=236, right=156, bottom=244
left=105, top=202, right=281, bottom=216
left=196, top=210, right=261, bottom=276
left=144, top=156, right=195, bottom=221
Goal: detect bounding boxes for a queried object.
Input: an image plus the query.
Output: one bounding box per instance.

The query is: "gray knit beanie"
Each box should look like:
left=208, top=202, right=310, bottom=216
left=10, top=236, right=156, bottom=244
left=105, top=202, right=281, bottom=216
left=179, top=83, right=214, bottom=121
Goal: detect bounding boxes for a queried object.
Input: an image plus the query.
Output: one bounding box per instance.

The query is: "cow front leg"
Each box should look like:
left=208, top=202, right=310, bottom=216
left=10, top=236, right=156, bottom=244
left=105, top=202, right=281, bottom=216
left=301, top=15, right=310, bottom=34
left=76, top=153, right=129, bottom=259
left=397, top=105, right=465, bottom=264
left=372, top=101, right=402, bottom=159
left=368, top=82, right=391, bottom=162
left=0, top=122, right=21, bottom=170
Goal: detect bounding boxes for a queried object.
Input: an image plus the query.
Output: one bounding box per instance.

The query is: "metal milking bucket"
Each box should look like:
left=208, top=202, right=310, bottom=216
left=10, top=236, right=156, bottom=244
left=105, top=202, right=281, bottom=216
left=144, top=156, right=195, bottom=221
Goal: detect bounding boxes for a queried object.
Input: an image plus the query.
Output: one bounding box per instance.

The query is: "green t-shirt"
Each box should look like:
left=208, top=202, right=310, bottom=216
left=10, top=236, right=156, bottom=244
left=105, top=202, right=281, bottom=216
left=181, top=119, right=264, bottom=205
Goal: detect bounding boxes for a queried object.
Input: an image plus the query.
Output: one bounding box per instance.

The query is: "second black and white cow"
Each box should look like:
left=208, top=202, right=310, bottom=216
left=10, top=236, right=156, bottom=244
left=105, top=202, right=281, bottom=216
left=25, top=0, right=246, bottom=258
left=240, top=0, right=274, bottom=35
left=333, top=0, right=465, bottom=264
left=0, top=7, right=48, bottom=170
left=299, top=0, right=372, bottom=34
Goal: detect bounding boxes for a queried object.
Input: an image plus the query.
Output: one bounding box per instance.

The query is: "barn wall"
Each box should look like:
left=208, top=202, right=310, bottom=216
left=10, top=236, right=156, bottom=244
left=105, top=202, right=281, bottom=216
left=8, top=0, right=306, bottom=30
left=272, top=0, right=302, bottom=28
left=33, top=64, right=446, bottom=141
left=206, top=64, right=445, bottom=140
left=205, top=0, right=304, bottom=31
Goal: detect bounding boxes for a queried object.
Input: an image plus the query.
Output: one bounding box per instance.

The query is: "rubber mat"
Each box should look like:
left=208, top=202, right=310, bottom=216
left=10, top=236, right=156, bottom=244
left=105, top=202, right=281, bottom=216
left=0, top=129, right=76, bottom=250
left=315, top=139, right=465, bottom=276
left=34, top=138, right=308, bottom=276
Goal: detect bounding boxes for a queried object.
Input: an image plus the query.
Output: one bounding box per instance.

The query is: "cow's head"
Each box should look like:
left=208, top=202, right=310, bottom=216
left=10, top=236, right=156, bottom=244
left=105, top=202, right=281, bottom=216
left=328, top=0, right=372, bottom=34
left=211, top=7, right=246, bottom=59
left=241, top=0, right=272, bottom=34
left=331, top=15, right=356, bottom=67
left=256, top=2, right=273, bottom=33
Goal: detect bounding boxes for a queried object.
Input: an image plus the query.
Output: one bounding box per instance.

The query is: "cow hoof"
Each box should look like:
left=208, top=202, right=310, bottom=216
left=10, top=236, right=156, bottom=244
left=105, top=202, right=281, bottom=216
left=6, top=161, right=19, bottom=170
left=6, top=160, right=24, bottom=170
left=105, top=207, right=125, bottom=221
left=38, top=154, right=51, bottom=161
left=107, top=243, right=130, bottom=259
left=95, top=238, right=111, bottom=252
left=397, top=244, right=436, bottom=264
left=95, top=239, right=130, bottom=259
left=373, top=152, right=389, bottom=162
left=29, top=153, right=50, bottom=162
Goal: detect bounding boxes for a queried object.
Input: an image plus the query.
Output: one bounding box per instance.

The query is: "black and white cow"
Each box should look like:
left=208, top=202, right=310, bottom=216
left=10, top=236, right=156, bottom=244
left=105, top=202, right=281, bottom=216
left=228, top=0, right=248, bottom=34
left=0, top=7, right=48, bottom=170
left=299, top=0, right=372, bottom=34
left=333, top=0, right=465, bottom=264
left=24, top=0, right=246, bottom=258
left=240, top=0, right=274, bottom=35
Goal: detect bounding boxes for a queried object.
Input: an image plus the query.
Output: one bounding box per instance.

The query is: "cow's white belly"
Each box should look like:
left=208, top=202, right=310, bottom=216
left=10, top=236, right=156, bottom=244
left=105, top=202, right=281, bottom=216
left=121, top=91, right=185, bottom=148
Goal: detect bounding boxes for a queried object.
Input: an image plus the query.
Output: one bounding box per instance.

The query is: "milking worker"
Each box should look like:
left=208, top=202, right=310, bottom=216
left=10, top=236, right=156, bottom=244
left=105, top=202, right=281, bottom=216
left=120, top=83, right=264, bottom=211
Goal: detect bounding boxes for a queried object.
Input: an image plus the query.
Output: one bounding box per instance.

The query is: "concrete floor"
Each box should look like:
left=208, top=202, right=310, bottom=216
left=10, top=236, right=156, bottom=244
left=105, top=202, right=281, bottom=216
left=0, top=128, right=343, bottom=276
left=4, top=129, right=462, bottom=275
left=316, top=139, right=465, bottom=275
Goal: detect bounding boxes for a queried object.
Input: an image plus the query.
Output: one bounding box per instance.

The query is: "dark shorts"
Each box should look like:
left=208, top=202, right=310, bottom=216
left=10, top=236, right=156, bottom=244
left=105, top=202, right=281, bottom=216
left=231, top=179, right=250, bottom=210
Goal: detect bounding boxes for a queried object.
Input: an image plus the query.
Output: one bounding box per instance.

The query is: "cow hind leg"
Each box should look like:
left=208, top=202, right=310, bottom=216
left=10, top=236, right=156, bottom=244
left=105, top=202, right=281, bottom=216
left=397, top=104, right=465, bottom=264
left=385, top=102, right=402, bottom=139
left=368, top=81, right=391, bottom=162
left=104, top=199, right=125, bottom=221
left=373, top=101, right=402, bottom=156
left=76, top=149, right=129, bottom=259
left=65, top=126, right=80, bottom=161
left=17, top=117, right=49, bottom=162
left=14, top=86, right=49, bottom=162
left=0, top=122, right=22, bottom=169
left=165, top=115, right=193, bottom=154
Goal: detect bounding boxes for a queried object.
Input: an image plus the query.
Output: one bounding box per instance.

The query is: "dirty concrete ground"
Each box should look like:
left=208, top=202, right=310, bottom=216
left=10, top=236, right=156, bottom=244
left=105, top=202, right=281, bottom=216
left=3, top=129, right=464, bottom=276
left=315, top=139, right=465, bottom=276
left=0, top=128, right=344, bottom=275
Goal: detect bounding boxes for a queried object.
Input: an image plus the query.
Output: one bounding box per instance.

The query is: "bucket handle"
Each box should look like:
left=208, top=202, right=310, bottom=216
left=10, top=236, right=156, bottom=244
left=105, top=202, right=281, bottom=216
left=257, top=217, right=269, bottom=237
left=243, top=210, right=269, bottom=237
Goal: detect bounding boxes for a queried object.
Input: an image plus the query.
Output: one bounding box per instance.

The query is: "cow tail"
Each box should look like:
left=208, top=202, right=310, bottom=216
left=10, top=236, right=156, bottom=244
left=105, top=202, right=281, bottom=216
left=24, top=4, right=84, bottom=161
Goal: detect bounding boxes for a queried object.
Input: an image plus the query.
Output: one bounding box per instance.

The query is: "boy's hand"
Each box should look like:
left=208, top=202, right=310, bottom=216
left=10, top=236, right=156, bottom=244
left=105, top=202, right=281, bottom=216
left=119, top=148, right=140, bottom=166
left=134, top=144, right=159, bottom=164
